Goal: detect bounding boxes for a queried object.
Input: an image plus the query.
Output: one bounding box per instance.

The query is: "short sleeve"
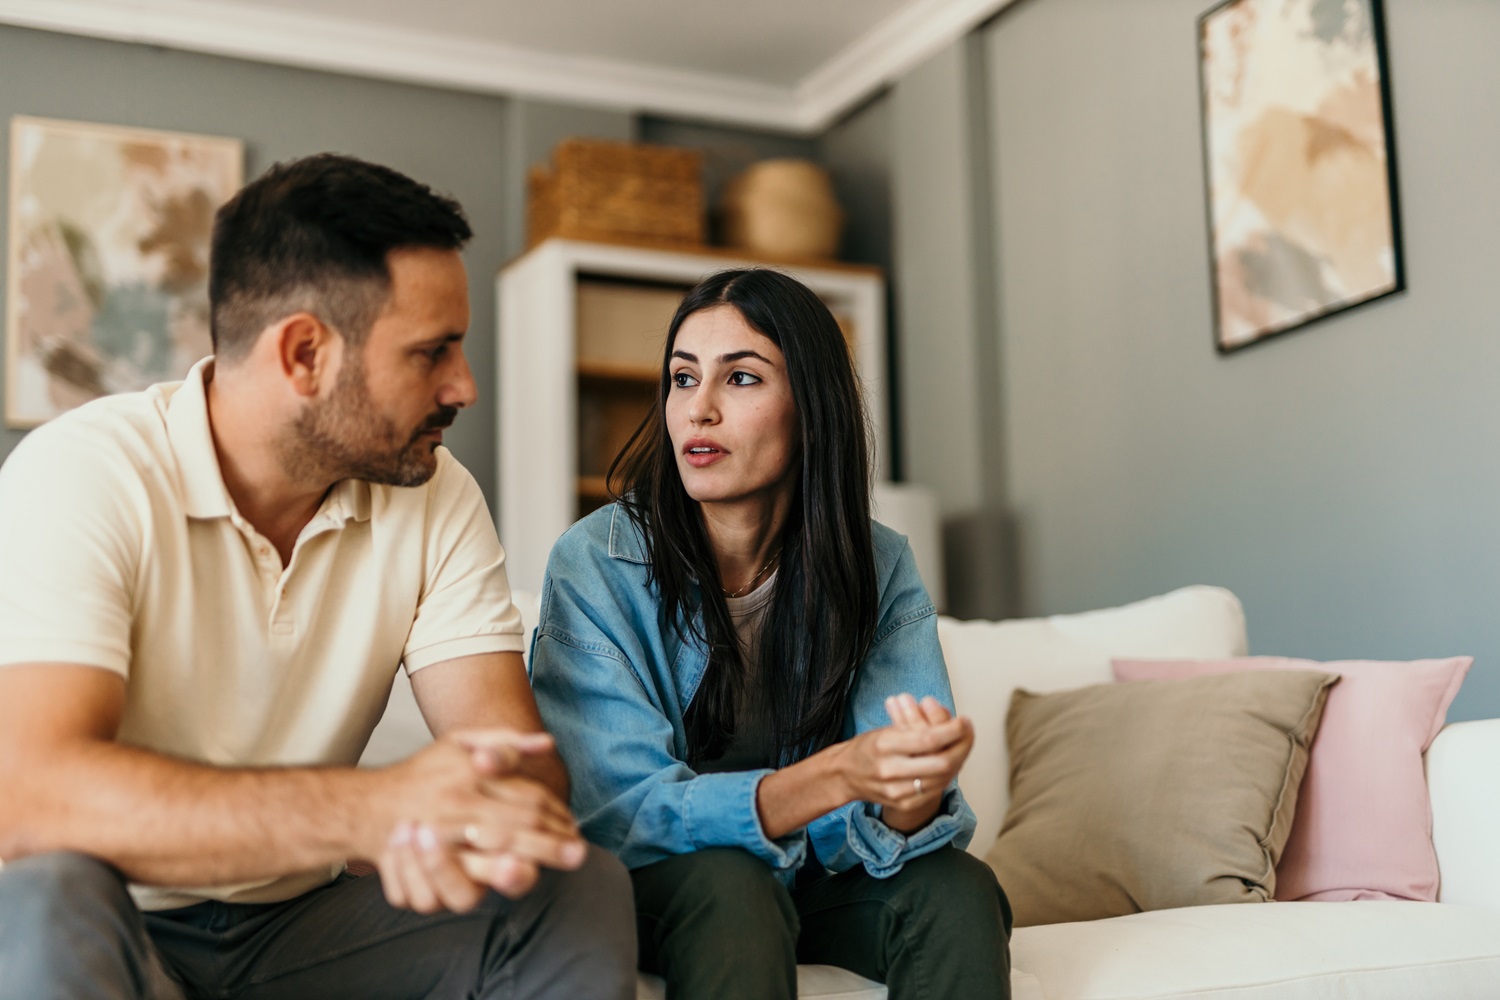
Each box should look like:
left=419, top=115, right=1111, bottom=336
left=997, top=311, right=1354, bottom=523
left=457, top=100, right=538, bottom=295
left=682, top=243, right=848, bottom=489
left=0, top=421, right=140, bottom=674
left=402, top=452, right=525, bottom=672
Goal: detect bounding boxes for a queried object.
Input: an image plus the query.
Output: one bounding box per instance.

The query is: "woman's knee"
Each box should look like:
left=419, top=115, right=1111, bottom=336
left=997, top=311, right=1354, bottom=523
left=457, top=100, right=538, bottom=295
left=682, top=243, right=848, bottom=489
left=894, top=848, right=1013, bottom=937
left=633, top=849, right=798, bottom=940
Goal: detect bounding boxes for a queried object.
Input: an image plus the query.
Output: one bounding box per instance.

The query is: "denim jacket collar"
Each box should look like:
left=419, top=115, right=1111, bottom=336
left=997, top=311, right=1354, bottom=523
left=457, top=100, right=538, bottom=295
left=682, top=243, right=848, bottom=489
left=607, top=505, right=652, bottom=566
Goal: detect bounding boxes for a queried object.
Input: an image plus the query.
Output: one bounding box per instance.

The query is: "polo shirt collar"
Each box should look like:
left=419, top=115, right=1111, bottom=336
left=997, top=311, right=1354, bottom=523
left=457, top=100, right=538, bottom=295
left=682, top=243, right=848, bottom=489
left=319, top=478, right=373, bottom=525
left=167, top=357, right=235, bottom=520
left=166, top=357, right=372, bottom=526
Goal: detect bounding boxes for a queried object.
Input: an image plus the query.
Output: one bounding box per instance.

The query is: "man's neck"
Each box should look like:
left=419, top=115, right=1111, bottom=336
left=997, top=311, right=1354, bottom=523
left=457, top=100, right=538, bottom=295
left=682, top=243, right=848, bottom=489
left=205, top=368, right=330, bottom=564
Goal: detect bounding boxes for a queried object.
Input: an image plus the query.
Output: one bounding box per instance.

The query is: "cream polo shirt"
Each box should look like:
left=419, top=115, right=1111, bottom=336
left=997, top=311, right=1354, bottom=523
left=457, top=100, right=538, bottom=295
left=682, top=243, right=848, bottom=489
left=0, top=358, right=524, bottom=910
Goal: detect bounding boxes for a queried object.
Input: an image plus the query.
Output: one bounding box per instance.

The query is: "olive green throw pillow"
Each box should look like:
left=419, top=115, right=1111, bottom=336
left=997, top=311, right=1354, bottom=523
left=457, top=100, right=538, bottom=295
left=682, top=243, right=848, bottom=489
left=987, top=670, right=1337, bottom=927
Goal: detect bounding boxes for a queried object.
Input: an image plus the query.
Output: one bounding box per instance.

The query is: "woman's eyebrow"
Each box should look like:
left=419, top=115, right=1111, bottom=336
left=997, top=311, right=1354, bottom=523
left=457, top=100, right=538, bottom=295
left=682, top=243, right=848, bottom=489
left=669, top=349, right=775, bottom=366
left=719, top=350, right=775, bottom=366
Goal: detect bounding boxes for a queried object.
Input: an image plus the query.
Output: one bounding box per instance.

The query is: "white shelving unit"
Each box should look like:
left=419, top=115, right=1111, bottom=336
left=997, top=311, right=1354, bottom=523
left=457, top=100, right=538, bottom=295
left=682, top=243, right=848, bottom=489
left=497, top=238, right=888, bottom=594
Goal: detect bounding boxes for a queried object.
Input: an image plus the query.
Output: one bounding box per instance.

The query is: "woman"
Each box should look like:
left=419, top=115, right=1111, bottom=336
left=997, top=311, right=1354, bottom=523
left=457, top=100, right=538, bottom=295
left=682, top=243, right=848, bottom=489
left=528, top=269, right=1011, bottom=999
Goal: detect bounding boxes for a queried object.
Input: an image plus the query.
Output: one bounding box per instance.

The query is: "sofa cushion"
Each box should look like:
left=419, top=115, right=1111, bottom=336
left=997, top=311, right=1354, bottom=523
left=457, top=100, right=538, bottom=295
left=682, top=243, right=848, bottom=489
left=940, top=585, right=1248, bottom=858
left=1011, top=901, right=1500, bottom=1000
left=1114, top=656, right=1471, bottom=902
left=990, top=670, right=1336, bottom=926
left=635, top=966, right=1047, bottom=999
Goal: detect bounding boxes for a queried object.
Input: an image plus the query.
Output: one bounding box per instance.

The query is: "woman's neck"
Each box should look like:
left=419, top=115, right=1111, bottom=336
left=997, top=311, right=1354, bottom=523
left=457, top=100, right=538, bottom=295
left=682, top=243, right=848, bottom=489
left=700, top=493, right=792, bottom=598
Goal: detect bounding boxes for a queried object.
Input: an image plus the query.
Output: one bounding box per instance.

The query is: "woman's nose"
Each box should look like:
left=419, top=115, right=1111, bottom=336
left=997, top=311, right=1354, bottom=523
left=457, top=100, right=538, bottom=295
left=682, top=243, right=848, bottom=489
left=688, top=385, right=719, bottom=425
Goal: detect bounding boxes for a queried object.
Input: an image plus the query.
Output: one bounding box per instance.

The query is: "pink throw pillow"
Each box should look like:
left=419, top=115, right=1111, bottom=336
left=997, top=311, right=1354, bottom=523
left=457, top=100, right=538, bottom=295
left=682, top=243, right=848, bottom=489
left=1112, top=656, right=1470, bottom=902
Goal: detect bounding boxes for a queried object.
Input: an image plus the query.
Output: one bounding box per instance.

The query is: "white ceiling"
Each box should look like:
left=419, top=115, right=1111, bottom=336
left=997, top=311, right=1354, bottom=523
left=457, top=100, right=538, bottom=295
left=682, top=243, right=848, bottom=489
left=241, top=0, right=913, bottom=87
left=0, top=0, right=1016, bottom=132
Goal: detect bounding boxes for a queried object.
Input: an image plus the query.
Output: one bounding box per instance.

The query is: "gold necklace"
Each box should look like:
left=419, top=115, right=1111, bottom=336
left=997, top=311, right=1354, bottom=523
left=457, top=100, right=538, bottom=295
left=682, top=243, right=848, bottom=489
left=723, top=549, right=781, bottom=599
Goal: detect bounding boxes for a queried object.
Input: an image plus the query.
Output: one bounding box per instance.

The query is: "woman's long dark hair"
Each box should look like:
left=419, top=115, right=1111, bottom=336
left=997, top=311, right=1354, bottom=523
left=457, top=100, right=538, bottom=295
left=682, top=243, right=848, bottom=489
left=608, top=269, right=879, bottom=765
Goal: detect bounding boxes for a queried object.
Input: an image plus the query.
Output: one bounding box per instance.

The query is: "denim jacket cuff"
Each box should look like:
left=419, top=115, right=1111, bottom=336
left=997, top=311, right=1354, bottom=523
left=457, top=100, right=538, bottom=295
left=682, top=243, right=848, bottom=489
left=847, top=783, right=967, bottom=878
left=680, top=769, right=808, bottom=870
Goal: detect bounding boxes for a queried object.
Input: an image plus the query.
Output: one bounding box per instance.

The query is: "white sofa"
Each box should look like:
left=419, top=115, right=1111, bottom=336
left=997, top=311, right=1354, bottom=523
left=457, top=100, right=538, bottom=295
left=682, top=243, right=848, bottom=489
left=363, top=586, right=1500, bottom=1000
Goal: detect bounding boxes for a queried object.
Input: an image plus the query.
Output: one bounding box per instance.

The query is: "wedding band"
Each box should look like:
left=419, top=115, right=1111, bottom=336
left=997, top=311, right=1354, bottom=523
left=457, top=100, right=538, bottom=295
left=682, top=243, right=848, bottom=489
left=463, top=824, right=482, bottom=847
left=913, top=777, right=924, bottom=795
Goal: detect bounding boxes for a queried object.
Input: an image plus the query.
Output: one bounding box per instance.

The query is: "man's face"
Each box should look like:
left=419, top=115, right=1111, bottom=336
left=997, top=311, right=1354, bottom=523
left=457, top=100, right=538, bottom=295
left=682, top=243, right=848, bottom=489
left=293, top=247, right=476, bottom=487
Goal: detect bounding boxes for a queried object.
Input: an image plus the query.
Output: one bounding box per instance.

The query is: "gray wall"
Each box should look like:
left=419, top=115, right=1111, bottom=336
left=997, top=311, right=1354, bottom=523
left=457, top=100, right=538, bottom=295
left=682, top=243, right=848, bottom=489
left=980, top=0, right=1500, bottom=721
left=0, top=23, right=513, bottom=503
left=639, top=115, right=819, bottom=244
left=0, top=24, right=834, bottom=512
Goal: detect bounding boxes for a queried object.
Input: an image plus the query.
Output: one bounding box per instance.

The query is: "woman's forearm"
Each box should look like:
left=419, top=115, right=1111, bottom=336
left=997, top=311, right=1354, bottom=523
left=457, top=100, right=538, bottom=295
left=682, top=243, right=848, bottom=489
left=754, top=743, right=853, bottom=840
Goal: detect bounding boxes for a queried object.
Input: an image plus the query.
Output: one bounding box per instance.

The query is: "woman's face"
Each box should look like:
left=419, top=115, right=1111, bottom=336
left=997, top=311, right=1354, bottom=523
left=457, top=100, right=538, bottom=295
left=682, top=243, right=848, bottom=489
left=665, top=304, right=799, bottom=509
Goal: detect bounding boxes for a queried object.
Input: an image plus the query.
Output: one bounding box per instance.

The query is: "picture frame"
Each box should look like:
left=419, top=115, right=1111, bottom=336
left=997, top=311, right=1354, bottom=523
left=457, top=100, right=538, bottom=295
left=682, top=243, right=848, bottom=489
left=5, top=116, right=243, bottom=427
left=1198, top=0, right=1404, bottom=353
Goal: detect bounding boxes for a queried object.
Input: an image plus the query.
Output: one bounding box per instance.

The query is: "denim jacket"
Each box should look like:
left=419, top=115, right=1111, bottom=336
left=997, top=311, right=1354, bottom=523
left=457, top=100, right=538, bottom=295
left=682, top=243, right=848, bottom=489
left=528, top=504, right=976, bottom=883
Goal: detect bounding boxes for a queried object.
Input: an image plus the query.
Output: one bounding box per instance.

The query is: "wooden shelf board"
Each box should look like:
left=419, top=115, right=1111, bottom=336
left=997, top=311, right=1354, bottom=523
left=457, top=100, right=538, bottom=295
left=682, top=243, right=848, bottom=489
left=578, top=475, right=612, bottom=499
left=507, top=235, right=885, bottom=278
left=578, top=360, right=659, bottom=384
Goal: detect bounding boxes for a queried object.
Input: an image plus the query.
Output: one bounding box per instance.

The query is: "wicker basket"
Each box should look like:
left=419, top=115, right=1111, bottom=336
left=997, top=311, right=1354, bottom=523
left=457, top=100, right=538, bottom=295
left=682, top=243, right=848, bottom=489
left=527, top=138, right=705, bottom=249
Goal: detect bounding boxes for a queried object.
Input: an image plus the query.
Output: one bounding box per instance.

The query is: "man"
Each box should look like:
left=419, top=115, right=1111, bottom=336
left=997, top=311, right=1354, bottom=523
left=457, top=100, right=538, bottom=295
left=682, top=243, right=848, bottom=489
left=0, top=154, right=636, bottom=999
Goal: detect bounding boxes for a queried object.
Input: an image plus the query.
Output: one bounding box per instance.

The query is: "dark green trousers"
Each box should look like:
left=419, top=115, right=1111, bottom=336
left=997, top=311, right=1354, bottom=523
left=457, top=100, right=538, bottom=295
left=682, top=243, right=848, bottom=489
left=631, top=846, right=1012, bottom=1000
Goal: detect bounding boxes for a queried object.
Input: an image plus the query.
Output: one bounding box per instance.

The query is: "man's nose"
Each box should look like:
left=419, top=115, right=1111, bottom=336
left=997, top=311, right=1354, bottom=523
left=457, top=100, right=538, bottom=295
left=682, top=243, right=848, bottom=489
left=441, top=352, right=478, bottom=409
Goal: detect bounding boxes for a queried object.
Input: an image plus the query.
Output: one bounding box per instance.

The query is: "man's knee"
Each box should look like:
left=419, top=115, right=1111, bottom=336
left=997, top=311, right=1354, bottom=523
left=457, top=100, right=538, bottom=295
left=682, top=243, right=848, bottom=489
left=476, top=846, right=636, bottom=999
left=540, top=844, right=634, bottom=925
left=0, top=852, right=132, bottom=930
left=0, top=852, right=158, bottom=999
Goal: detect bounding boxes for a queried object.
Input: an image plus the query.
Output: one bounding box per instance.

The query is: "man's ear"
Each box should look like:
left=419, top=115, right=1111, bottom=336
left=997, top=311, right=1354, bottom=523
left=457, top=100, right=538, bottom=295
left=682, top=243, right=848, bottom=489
left=272, top=313, right=338, bottom=397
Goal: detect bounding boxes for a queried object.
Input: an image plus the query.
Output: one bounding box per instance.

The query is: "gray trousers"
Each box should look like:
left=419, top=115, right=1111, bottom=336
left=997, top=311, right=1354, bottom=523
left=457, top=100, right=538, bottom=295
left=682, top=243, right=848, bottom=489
left=0, top=848, right=636, bottom=1000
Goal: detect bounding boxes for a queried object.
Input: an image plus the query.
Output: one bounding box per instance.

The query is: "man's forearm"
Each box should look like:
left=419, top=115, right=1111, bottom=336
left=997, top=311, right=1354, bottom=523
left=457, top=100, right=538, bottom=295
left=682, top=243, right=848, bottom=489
left=0, top=738, right=388, bottom=887
left=514, top=749, right=569, bottom=802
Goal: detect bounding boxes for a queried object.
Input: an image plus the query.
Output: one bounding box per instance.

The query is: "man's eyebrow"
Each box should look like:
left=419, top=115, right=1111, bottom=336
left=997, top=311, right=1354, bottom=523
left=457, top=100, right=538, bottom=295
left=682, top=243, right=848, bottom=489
left=414, top=331, right=466, bottom=346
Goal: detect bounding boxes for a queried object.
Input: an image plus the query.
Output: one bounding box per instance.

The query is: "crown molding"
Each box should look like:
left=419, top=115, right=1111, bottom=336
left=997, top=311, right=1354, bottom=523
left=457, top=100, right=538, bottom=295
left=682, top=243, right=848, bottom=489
left=0, top=0, right=1015, bottom=134
left=794, top=0, right=1017, bottom=129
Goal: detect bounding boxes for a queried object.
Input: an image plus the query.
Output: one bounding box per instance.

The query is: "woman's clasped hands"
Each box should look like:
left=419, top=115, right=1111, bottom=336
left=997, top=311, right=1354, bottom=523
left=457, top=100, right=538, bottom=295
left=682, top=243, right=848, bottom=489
left=836, top=693, right=974, bottom=832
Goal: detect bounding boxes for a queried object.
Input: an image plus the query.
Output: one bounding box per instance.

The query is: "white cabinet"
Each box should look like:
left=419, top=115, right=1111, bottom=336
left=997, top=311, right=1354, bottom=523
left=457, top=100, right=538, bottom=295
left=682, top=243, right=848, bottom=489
left=497, top=238, right=888, bottom=594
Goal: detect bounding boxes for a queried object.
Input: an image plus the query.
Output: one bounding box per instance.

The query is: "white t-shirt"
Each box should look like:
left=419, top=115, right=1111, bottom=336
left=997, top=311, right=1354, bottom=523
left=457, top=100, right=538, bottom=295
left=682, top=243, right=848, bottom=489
left=0, top=357, right=524, bottom=909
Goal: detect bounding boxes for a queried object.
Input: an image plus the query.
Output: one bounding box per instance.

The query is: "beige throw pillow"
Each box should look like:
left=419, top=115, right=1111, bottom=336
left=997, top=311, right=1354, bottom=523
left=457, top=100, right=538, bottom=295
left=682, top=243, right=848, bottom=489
left=988, top=670, right=1336, bottom=927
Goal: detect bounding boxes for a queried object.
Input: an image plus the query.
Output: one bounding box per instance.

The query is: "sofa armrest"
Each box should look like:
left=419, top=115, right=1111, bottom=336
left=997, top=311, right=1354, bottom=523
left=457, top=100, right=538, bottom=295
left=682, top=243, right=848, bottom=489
left=1429, top=719, right=1500, bottom=908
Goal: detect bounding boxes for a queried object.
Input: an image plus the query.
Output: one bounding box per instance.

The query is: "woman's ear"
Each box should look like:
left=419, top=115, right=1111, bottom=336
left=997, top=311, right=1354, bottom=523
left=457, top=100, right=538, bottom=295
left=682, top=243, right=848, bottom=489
left=272, top=312, right=337, bottom=397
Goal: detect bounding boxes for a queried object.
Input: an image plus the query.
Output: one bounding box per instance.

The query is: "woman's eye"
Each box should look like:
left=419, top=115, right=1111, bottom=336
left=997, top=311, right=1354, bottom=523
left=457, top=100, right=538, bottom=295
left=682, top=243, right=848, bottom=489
left=728, top=371, right=761, bottom=386
left=671, top=372, right=698, bottom=388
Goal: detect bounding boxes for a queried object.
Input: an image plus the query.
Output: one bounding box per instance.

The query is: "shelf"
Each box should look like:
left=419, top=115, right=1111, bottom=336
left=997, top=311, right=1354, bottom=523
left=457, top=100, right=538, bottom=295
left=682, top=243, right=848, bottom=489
left=510, top=234, right=886, bottom=278
left=578, top=360, right=659, bottom=384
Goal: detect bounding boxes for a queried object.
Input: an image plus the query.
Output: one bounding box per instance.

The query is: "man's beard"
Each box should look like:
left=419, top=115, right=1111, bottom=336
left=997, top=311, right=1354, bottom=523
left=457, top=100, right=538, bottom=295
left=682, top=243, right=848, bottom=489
left=282, top=356, right=457, bottom=488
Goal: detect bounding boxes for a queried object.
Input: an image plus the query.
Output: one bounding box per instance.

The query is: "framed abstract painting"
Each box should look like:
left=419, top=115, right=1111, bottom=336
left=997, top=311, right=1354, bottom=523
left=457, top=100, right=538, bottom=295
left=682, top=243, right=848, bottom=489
left=5, top=117, right=242, bottom=426
left=1198, top=0, right=1403, bottom=353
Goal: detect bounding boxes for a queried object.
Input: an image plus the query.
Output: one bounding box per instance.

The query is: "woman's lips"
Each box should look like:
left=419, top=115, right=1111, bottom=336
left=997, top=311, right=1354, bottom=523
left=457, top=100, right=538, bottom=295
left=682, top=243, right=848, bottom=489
left=683, top=446, right=725, bottom=468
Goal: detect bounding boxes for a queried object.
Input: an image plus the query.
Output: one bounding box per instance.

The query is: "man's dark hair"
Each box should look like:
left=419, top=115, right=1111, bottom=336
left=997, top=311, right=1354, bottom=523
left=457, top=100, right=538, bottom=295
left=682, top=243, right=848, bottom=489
left=209, top=153, right=472, bottom=361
